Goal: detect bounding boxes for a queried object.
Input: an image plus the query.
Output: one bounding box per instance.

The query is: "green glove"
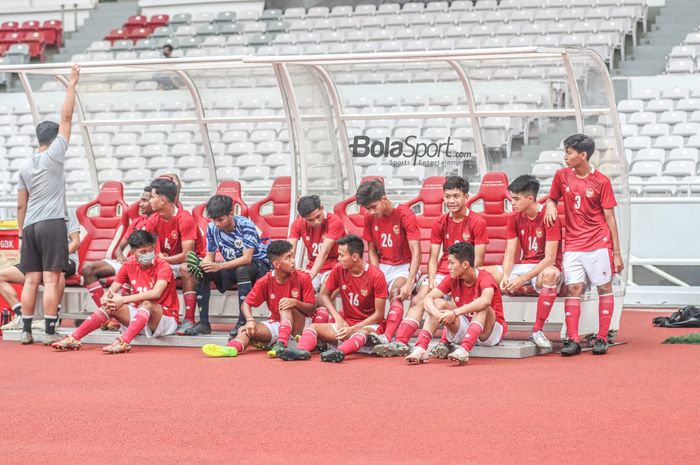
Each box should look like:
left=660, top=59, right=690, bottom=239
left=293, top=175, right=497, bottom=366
left=186, top=251, right=204, bottom=281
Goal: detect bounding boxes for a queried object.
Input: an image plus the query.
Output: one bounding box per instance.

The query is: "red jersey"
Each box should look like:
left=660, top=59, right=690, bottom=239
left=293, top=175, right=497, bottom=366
left=114, top=256, right=180, bottom=322
left=437, top=269, right=507, bottom=333
left=244, top=270, right=316, bottom=322
left=549, top=167, right=617, bottom=252
left=145, top=208, right=206, bottom=258
left=289, top=212, right=346, bottom=272
left=506, top=206, right=563, bottom=269
left=324, top=262, right=388, bottom=326
left=363, top=205, right=420, bottom=266
left=430, top=210, right=489, bottom=274
left=121, top=214, right=149, bottom=258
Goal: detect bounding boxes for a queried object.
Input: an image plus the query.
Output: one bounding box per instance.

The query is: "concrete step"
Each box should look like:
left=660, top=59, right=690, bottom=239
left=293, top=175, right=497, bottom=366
left=1, top=330, right=552, bottom=359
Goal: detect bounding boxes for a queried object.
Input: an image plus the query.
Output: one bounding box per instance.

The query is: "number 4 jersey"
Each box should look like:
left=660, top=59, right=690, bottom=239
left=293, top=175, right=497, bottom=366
left=506, top=205, right=562, bottom=269
left=549, top=167, right=617, bottom=252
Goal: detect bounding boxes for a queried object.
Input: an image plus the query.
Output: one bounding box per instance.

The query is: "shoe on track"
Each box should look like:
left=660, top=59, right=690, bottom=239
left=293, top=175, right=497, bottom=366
left=202, top=344, right=238, bottom=358
left=447, top=346, right=470, bottom=365
left=102, top=337, right=131, bottom=354
left=266, top=341, right=285, bottom=358
left=277, top=348, right=311, bottom=361
left=320, top=349, right=345, bottom=363
left=1, top=315, right=23, bottom=331
left=530, top=330, right=552, bottom=350
left=52, top=335, right=82, bottom=351
left=592, top=337, right=609, bottom=355
left=43, top=332, right=64, bottom=346
left=373, top=341, right=410, bottom=357
left=366, top=332, right=389, bottom=346
left=561, top=340, right=582, bottom=357
left=405, top=346, right=429, bottom=364
left=20, top=331, right=33, bottom=345
left=430, top=342, right=451, bottom=359
left=184, top=321, right=211, bottom=336
left=176, top=320, right=195, bottom=336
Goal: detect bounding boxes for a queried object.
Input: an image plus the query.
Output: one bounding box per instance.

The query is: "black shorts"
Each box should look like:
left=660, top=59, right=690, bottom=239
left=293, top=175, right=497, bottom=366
left=20, top=218, right=69, bottom=273
left=15, top=258, right=76, bottom=277
left=202, top=260, right=270, bottom=293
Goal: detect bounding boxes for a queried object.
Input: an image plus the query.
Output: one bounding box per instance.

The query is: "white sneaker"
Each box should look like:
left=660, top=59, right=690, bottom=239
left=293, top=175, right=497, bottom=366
left=1, top=315, right=23, bottom=331
left=31, top=319, right=45, bottom=331
left=447, top=346, right=470, bottom=365
left=405, top=346, right=429, bottom=364
left=530, top=330, right=552, bottom=350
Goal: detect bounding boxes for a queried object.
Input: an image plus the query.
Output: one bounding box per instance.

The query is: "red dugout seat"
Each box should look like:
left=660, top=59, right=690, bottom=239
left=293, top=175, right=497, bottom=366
left=333, top=176, right=384, bottom=238
left=402, top=176, right=445, bottom=272
left=466, top=171, right=512, bottom=266
left=192, top=181, right=249, bottom=236
left=250, top=176, right=291, bottom=241
left=71, top=181, right=129, bottom=285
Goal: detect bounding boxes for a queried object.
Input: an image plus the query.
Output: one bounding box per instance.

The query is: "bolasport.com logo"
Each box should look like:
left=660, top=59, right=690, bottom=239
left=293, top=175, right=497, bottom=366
left=349, top=135, right=472, bottom=167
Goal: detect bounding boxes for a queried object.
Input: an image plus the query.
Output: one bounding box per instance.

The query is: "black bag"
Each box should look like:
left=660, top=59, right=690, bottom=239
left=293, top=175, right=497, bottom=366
left=652, top=305, right=700, bottom=328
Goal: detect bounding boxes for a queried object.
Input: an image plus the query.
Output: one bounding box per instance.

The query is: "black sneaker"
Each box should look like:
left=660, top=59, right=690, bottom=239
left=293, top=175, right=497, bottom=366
left=277, top=348, right=312, bottom=361
left=320, top=349, right=345, bottom=363
left=228, top=321, right=244, bottom=340
left=561, top=340, right=582, bottom=357
left=185, top=321, right=212, bottom=336
left=592, top=337, right=609, bottom=355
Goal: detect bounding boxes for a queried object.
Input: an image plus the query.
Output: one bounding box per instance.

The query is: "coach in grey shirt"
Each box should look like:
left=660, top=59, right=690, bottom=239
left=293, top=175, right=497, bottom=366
left=16, top=63, right=80, bottom=345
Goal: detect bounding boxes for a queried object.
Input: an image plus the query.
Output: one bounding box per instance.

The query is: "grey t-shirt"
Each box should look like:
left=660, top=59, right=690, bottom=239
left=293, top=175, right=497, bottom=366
left=17, top=135, right=68, bottom=229
left=67, top=208, right=80, bottom=266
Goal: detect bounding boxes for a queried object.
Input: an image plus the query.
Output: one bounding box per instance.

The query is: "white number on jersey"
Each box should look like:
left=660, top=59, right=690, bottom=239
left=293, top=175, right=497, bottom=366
left=380, top=233, right=393, bottom=249
left=528, top=236, right=538, bottom=252
left=311, top=242, right=320, bottom=257
left=347, top=292, right=360, bottom=307
left=163, top=237, right=171, bottom=251
left=574, top=195, right=581, bottom=210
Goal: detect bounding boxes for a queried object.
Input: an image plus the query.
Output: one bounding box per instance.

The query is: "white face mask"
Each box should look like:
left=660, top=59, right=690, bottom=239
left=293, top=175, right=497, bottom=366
left=138, top=251, right=155, bottom=266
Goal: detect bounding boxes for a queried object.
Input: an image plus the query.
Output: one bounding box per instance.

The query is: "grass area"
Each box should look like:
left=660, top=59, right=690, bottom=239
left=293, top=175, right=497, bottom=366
left=663, top=332, right=700, bottom=344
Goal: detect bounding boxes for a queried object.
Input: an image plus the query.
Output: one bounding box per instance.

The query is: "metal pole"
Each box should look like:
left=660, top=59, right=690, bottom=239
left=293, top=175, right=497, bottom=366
left=561, top=52, right=584, bottom=133
left=17, top=72, right=40, bottom=126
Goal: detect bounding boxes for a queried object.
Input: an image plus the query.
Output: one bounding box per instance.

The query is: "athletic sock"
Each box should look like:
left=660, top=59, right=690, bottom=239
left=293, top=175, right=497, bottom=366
left=439, top=328, right=448, bottom=344
left=296, top=327, right=318, bottom=352
left=278, top=319, right=292, bottom=347
left=337, top=333, right=366, bottom=355
left=12, top=303, right=21, bottom=316
left=534, top=285, right=558, bottom=332
left=461, top=321, right=484, bottom=352
left=598, top=294, right=614, bottom=340
left=564, top=297, right=581, bottom=342
left=44, top=315, right=58, bottom=335
left=183, top=291, right=197, bottom=323
left=237, top=281, right=252, bottom=326
left=415, top=329, right=432, bottom=350
left=195, top=281, right=210, bottom=323
left=226, top=339, right=244, bottom=352
left=121, top=307, right=150, bottom=343
left=383, top=298, right=405, bottom=341
left=22, top=315, right=33, bottom=333
left=313, top=307, right=329, bottom=323
left=394, top=318, right=419, bottom=345
left=72, top=309, right=110, bottom=340
left=86, top=282, right=105, bottom=309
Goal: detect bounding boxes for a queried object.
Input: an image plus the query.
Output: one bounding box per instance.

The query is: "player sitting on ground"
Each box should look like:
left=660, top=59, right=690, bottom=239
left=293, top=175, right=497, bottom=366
left=288, top=195, right=346, bottom=292
left=373, top=176, right=489, bottom=358
left=277, top=234, right=388, bottom=363
left=544, top=134, right=624, bottom=356
left=355, top=180, right=421, bottom=344
left=200, top=240, right=318, bottom=358
left=500, top=175, right=562, bottom=350
left=82, top=185, right=153, bottom=314
left=0, top=209, right=80, bottom=334
left=188, top=194, right=270, bottom=339
left=144, top=178, right=205, bottom=336
left=406, top=242, right=506, bottom=365
left=52, top=230, right=180, bottom=354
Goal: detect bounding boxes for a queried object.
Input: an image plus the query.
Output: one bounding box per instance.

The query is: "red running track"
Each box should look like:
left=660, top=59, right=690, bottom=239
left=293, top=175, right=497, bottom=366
left=0, top=310, right=698, bottom=465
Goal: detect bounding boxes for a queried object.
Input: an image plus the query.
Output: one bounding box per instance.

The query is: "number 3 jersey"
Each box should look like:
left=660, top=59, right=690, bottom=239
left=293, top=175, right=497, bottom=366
left=506, top=206, right=562, bottom=269
left=549, top=167, right=617, bottom=252
left=324, top=262, right=388, bottom=326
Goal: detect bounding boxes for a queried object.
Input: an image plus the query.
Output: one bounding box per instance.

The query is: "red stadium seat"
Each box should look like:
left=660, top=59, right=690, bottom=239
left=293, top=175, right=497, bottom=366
left=0, top=43, right=8, bottom=56
left=466, top=171, right=513, bottom=266
left=0, top=22, right=19, bottom=34
left=333, top=176, right=384, bottom=238
left=0, top=32, right=22, bottom=47
left=127, top=27, right=152, bottom=40
left=149, top=14, right=169, bottom=28
left=104, top=28, right=129, bottom=43
left=127, top=201, right=140, bottom=221
left=191, top=181, right=249, bottom=235
left=40, top=20, right=62, bottom=46
left=402, top=176, right=446, bottom=272
left=71, top=181, right=129, bottom=285
left=19, top=21, right=40, bottom=33
left=125, top=15, right=149, bottom=28
left=250, top=176, right=291, bottom=241
left=23, top=31, right=46, bottom=60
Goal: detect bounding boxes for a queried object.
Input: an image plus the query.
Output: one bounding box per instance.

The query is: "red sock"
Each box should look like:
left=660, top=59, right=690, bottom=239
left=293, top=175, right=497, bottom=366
left=564, top=298, right=581, bottom=342
left=86, top=282, right=104, bottom=308
left=72, top=308, right=109, bottom=340
left=534, top=285, right=558, bottom=332
left=121, top=307, right=150, bottom=343
left=226, top=339, right=244, bottom=351
left=296, top=327, right=318, bottom=352
left=439, top=329, right=448, bottom=344
left=461, top=321, right=484, bottom=352
left=395, top=318, right=419, bottom=345
left=278, top=319, right=292, bottom=347
left=415, top=329, right=432, bottom=350
left=183, top=292, right=196, bottom=322
left=338, top=333, right=367, bottom=355
left=598, top=294, right=614, bottom=339
left=313, top=307, right=329, bottom=323
left=383, top=298, right=405, bottom=341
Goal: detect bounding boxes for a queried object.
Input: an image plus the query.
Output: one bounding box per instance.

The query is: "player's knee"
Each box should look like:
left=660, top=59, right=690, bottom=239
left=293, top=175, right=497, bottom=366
left=140, top=301, right=153, bottom=311
left=565, top=283, right=584, bottom=297
left=178, top=263, right=190, bottom=275
left=235, top=264, right=252, bottom=281
left=597, top=282, right=613, bottom=294
left=541, top=267, right=559, bottom=284
left=81, top=262, right=97, bottom=279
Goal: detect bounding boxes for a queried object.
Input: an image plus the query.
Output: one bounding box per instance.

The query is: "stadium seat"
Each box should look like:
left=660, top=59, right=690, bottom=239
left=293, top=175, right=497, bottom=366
left=72, top=181, right=130, bottom=284
left=402, top=176, right=446, bottom=272
left=333, top=176, right=385, bottom=238
left=250, top=176, right=292, bottom=241
left=466, top=172, right=512, bottom=266
left=192, top=181, right=249, bottom=235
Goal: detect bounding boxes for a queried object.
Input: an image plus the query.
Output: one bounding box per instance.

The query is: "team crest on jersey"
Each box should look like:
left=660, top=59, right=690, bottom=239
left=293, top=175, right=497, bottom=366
left=148, top=279, right=155, bottom=288
left=270, top=293, right=276, bottom=300
left=291, top=289, right=299, bottom=298
left=170, top=231, right=178, bottom=240
left=305, top=236, right=310, bottom=241
left=462, top=232, right=470, bottom=241
left=393, top=225, right=400, bottom=235
left=565, top=186, right=571, bottom=192
left=585, top=187, right=594, bottom=198
left=360, top=288, right=368, bottom=297
left=234, top=239, right=243, bottom=249
left=374, top=226, right=379, bottom=231
left=454, top=296, right=460, bottom=302
left=536, top=228, right=543, bottom=238
left=342, top=285, right=347, bottom=290
left=131, top=280, right=137, bottom=285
